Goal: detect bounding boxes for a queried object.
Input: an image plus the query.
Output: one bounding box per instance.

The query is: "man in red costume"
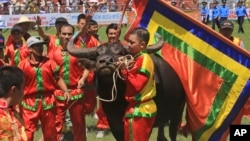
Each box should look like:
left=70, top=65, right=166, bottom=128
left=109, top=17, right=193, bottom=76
left=52, top=23, right=89, bottom=141
left=75, top=13, right=98, bottom=118
left=18, top=36, right=70, bottom=141
left=36, top=16, right=69, bottom=57
left=119, top=27, right=157, bottom=141
left=3, top=26, right=29, bottom=66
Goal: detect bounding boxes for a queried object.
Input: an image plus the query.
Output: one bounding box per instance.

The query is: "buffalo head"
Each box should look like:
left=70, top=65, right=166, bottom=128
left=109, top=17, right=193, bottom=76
left=66, top=38, right=164, bottom=75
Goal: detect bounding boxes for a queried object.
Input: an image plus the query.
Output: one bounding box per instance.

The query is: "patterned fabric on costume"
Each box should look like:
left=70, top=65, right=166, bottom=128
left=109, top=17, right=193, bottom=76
left=122, top=51, right=157, bottom=118
left=0, top=100, right=27, bottom=141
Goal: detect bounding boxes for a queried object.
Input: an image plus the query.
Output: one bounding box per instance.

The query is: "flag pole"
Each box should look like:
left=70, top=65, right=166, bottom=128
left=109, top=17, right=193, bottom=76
left=116, top=0, right=131, bottom=42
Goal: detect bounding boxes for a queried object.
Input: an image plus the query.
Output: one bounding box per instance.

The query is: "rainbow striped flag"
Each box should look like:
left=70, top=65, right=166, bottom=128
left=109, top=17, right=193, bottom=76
left=126, top=0, right=250, bottom=140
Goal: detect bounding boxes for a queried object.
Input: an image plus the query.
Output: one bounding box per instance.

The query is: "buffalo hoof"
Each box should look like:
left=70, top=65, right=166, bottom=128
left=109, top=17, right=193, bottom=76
left=157, top=136, right=168, bottom=141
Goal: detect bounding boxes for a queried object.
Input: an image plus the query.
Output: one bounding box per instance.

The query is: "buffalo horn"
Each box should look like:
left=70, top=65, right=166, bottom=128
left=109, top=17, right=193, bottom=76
left=146, top=38, right=164, bottom=54
left=66, top=39, right=98, bottom=60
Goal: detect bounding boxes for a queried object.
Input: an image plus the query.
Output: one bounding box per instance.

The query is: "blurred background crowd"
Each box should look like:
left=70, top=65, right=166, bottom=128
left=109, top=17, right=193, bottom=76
left=0, top=0, right=133, bottom=15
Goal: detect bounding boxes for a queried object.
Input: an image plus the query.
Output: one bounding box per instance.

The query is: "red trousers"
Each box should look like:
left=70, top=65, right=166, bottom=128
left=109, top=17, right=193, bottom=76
left=84, top=71, right=97, bottom=115
left=124, top=116, right=155, bottom=141
left=84, top=88, right=97, bottom=115
left=54, top=89, right=86, bottom=141
left=96, top=102, right=109, bottom=129
left=20, top=96, right=57, bottom=141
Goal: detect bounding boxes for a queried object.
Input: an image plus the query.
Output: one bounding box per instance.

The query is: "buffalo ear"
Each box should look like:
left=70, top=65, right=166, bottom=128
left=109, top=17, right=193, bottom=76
left=78, top=58, right=96, bottom=70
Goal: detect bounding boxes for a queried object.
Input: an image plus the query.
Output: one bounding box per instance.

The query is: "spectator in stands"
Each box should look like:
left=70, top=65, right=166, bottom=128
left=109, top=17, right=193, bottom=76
left=200, top=1, right=209, bottom=25
left=46, top=0, right=54, bottom=13
left=14, top=0, right=27, bottom=14
left=9, top=1, right=14, bottom=15
left=219, top=0, right=230, bottom=22
left=98, top=2, right=108, bottom=12
left=211, top=0, right=220, bottom=30
left=109, top=0, right=117, bottom=12
left=235, top=0, right=248, bottom=34
left=27, top=1, right=40, bottom=14
left=2, top=1, right=10, bottom=14
left=171, top=1, right=177, bottom=6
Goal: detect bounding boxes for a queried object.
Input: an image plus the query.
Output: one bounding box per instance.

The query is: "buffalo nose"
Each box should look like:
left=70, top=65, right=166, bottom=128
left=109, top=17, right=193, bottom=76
left=98, top=55, right=115, bottom=64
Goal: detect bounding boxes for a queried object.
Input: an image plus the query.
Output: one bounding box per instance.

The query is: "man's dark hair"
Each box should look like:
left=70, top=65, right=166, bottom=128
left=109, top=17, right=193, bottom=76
left=88, top=19, right=98, bottom=26
left=106, top=23, right=117, bottom=34
left=129, top=27, right=150, bottom=45
left=59, top=24, right=75, bottom=34
left=0, top=66, right=24, bottom=97
left=77, top=14, right=86, bottom=23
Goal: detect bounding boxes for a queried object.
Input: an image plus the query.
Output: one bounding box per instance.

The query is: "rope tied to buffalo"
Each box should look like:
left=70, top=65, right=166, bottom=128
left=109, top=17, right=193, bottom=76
left=96, top=54, right=134, bottom=102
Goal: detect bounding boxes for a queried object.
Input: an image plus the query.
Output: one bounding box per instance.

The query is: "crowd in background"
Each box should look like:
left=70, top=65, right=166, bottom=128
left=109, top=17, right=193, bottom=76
left=0, top=0, right=132, bottom=15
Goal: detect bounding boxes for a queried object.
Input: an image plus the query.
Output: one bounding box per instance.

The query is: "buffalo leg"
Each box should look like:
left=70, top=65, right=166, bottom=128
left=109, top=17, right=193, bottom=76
left=169, top=102, right=185, bottom=141
left=102, top=101, right=126, bottom=141
left=157, top=125, right=168, bottom=141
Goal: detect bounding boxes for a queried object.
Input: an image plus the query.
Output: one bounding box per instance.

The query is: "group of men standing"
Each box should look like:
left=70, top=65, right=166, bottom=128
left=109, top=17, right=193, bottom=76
left=200, top=0, right=248, bottom=33
left=0, top=12, right=117, bottom=141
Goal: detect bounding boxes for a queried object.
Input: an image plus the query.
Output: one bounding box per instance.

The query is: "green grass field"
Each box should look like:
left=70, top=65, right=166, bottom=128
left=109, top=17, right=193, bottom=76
left=2, top=21, right=250, bottom=141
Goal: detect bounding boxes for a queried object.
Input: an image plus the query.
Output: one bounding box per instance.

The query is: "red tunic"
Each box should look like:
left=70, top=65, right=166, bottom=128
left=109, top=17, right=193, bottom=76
left=5, top=44, right=29, bottom=66
left=74, top=34, right=99, bottom=48
left=47, top=34, right=59, bottom=58
left=18, top=57, right=60, bottom=110
left=52, top=47, right=83, bottom=87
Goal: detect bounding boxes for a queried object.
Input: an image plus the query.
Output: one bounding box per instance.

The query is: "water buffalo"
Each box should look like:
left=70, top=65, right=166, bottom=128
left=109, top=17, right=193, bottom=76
left=66, top=40, right=186, bottom=141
